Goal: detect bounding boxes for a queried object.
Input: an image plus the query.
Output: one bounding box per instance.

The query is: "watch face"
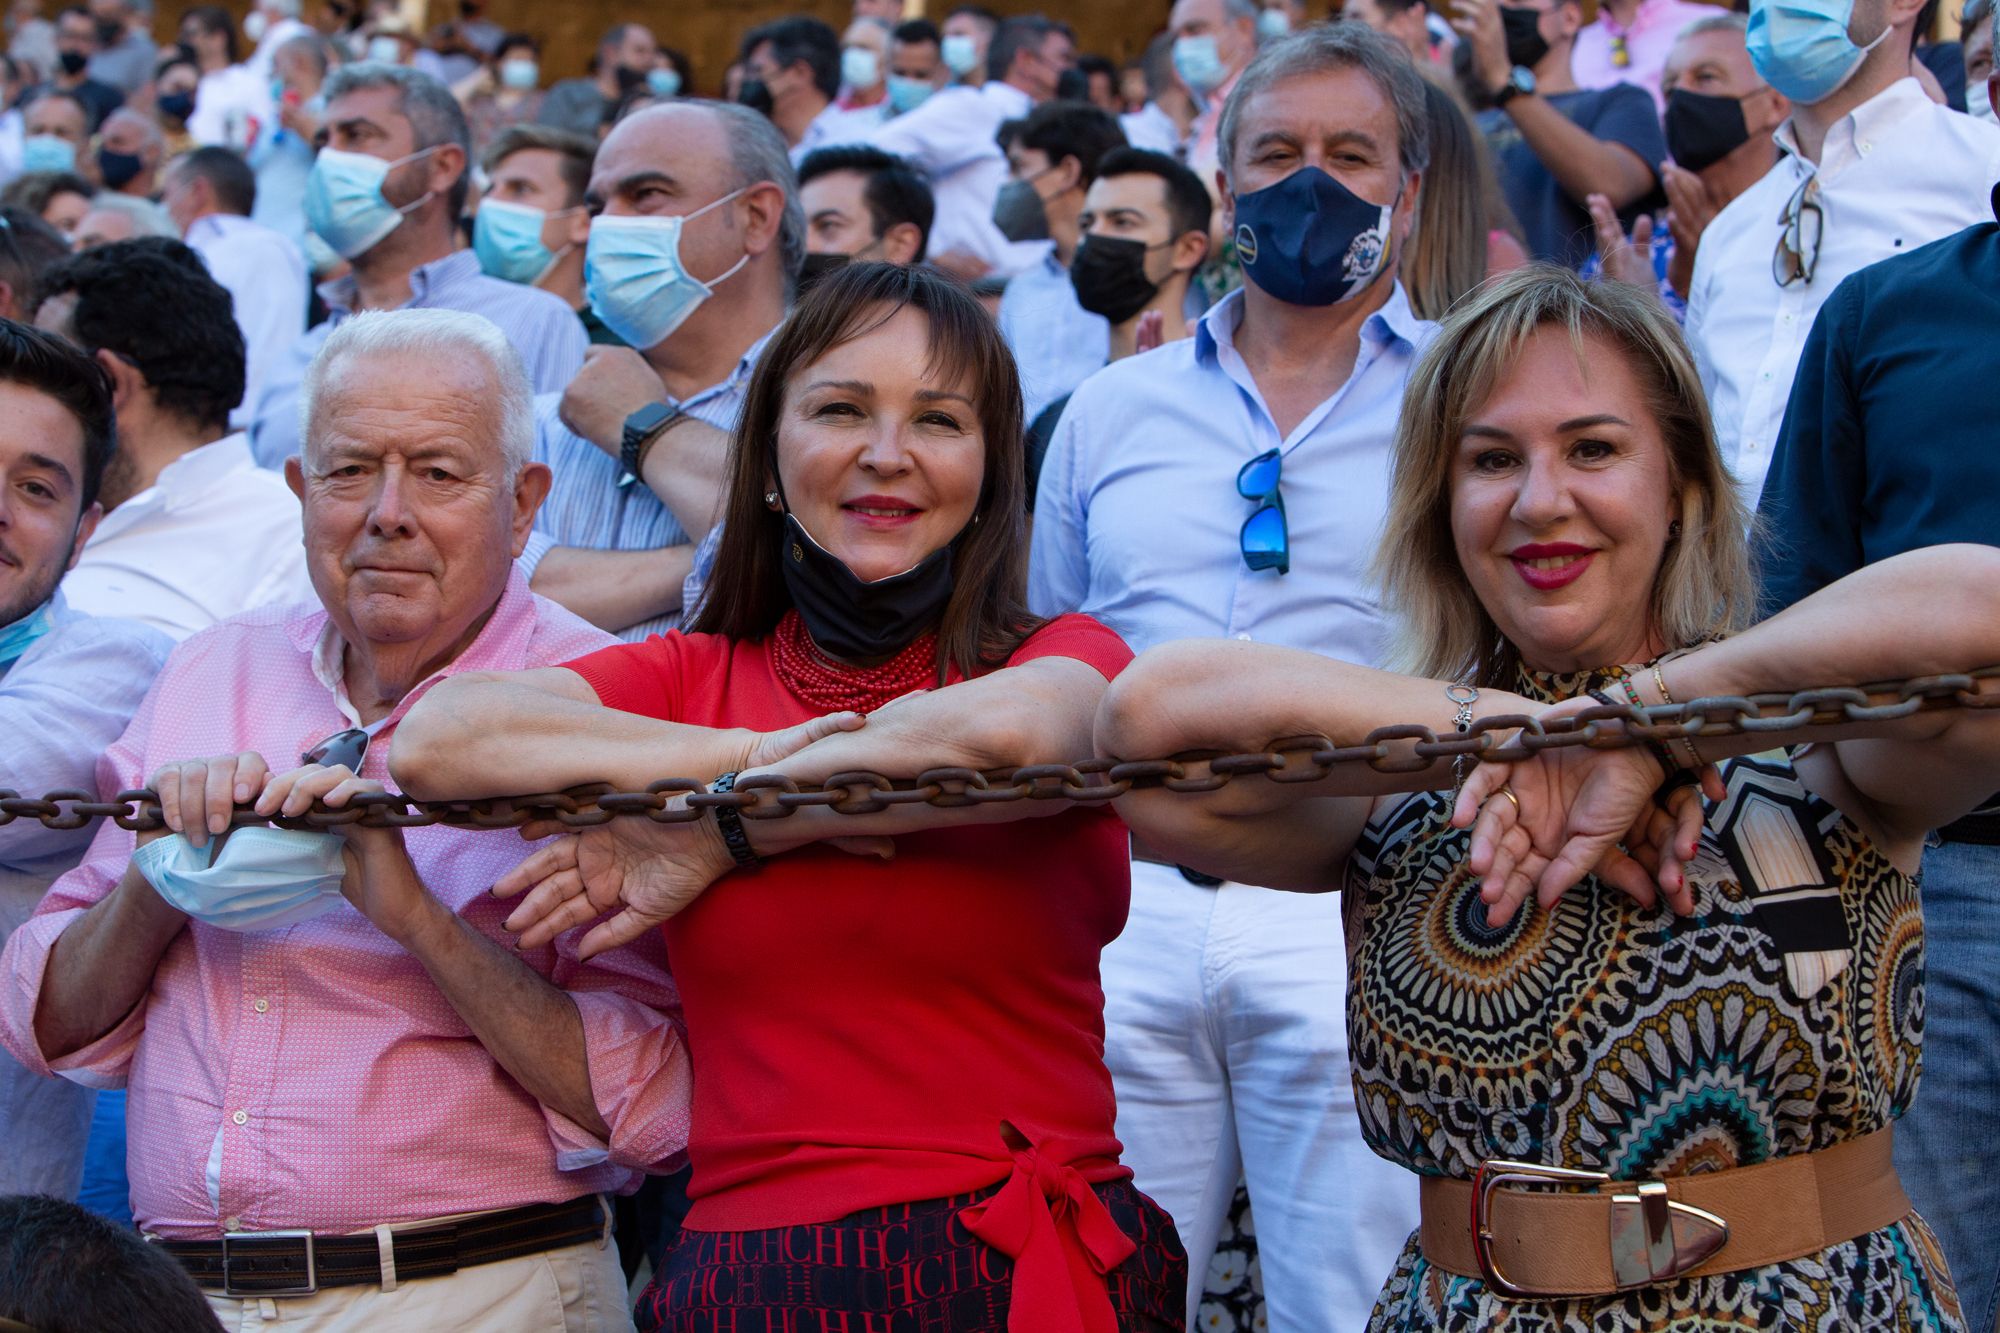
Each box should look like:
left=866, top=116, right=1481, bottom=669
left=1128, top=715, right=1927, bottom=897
left=625, top=402, right=674, bottom=436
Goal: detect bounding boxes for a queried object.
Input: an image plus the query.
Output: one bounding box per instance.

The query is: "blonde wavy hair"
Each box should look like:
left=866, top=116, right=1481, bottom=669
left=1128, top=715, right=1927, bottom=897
left=1376, top=265, right=1755, bottom=686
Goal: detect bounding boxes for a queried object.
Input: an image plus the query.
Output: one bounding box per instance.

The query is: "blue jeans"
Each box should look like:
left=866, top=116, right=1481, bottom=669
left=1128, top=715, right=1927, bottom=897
left=1897, top=836, right=2000, bottom=1333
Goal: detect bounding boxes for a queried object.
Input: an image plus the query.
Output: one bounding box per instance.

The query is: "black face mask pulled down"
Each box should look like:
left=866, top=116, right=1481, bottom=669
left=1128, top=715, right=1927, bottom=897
left=1498, top=5, right=1551, bottom=71
left=778, top=513, right=958, bottom=661
left=1664, top=88, right=1752, bottom=173
left=1069, top=234, right=1162, bottom=324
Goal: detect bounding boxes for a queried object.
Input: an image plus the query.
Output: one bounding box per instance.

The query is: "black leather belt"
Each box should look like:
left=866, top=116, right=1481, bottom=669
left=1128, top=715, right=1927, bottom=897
left=153, top=1195, right=608, bottom=1298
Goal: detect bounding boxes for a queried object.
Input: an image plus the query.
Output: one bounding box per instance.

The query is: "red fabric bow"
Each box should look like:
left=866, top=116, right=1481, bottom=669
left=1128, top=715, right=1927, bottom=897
left=958, top=1135, right=1138, bottom=1333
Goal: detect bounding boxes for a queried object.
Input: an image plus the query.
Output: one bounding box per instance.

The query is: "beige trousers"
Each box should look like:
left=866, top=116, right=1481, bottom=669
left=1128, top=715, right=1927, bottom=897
left=202, top=1237, right=634, bottom=1332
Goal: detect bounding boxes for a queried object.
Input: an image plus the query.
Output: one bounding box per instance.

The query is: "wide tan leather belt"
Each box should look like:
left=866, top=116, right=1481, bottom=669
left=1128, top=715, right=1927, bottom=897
left=1419, top=1126, right=1909, bottom=1298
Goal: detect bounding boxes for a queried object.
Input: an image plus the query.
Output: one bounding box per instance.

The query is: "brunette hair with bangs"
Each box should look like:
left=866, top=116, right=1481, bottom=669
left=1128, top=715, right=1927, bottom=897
left=689, top=262, right=1045, bottom=680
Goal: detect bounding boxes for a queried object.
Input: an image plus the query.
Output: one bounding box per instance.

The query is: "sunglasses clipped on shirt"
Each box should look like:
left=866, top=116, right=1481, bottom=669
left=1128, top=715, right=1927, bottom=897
left=1238, top=447, right=1289, bottom=576
left=1772, top=173, right=1823, bottom=288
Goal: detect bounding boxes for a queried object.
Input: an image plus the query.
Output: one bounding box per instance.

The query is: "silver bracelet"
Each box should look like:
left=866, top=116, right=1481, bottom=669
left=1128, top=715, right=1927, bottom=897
left=1446, top=682, right=1479, bottom=790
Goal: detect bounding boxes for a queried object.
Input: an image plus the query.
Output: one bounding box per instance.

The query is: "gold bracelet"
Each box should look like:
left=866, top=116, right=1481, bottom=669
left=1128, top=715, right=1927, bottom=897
left=1653, top=662, right=1706, bottom=767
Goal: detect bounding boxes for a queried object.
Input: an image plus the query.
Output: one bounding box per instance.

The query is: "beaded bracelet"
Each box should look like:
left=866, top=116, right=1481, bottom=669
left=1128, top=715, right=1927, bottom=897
left=707, top=771, right=762, bottom=871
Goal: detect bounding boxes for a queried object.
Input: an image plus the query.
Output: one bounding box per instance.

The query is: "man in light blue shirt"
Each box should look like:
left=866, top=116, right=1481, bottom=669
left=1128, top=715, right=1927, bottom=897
left=995, top=99, right=1125, bottom=422
left=1029, top=24, right=1431, bottom=1332
left=247, top=64, right=585, bottom=468
left=516, top=101, right=799, bottom=642
left=0, top=320, right=168, bottom=1199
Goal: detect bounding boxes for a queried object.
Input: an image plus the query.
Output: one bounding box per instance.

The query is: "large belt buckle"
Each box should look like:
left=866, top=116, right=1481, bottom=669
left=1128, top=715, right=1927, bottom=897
left=1471, top=1160, right=1731, bottom=1297
left=220, top=1229, right=318, bottom=1298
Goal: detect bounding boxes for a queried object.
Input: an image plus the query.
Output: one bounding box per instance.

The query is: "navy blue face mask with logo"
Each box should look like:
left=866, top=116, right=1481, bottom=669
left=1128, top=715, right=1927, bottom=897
left=1231, top=165, right=1398, bottom=308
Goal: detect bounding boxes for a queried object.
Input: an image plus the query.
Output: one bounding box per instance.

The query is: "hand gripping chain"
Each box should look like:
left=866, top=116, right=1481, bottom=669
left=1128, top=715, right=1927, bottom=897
left=3, top=670, right=1994, bottom=835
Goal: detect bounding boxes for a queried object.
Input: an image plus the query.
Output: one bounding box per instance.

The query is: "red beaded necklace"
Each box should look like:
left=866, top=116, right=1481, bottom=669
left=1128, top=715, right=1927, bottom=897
left=768, top=610, right=943, bottom=713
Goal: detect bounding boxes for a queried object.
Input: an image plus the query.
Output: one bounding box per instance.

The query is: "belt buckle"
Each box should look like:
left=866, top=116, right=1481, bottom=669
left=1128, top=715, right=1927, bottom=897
left=220, top=1229, right=318, bottom=1298
left=1607, top=1179, right=1729, bottom=1289
left=1471, top=1159, right=1611, bottom=1298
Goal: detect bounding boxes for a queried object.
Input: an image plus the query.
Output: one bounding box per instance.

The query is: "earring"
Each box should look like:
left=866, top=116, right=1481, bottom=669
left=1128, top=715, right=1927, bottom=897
left=764, top=491, right=780, bottom=508
left=1668, top=519, right=1683, bottom=539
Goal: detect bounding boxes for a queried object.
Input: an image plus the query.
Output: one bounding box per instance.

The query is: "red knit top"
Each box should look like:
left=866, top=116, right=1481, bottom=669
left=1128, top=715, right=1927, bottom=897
left=563, top=612, right=1141, bottom=1331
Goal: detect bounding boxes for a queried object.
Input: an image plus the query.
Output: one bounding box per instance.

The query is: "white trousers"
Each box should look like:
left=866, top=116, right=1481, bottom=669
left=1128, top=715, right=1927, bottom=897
left=1105, top=862, right=1418, bottom=1333
left=203, top=1236, right=634, bottom=1332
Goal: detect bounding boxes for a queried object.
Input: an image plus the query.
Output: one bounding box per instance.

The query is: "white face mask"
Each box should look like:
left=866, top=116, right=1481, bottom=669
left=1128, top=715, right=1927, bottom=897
left=1970, top=86, right=1999, bottom=125
left=583, top=189, right=749, bottom=350
left=137, top=827, right=349, bottom=933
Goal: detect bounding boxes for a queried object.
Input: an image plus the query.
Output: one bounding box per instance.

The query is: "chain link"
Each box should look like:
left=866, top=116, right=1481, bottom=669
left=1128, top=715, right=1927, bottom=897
left=3, top=670, right=1993, bottom=834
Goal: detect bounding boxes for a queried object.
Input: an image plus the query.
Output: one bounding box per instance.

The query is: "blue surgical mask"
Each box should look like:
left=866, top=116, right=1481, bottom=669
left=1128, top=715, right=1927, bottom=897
left=21, top=134, right=75, bottom=175
left=1233, top=165, right=1397, bottom=307
left=886, top=73, right=935, bottom=113
left=584, top=189, right=748, bottom=350
left=1173, top=34, right=1228, bottom=94
left=647, top=66, right=681, bottom=97
left=0, top=603, right=54, bottom=670
left=367, top=34, right=403, bottom=65
left=1257, top=8, right=1291, bottom=39
left=941, top=33, right=980, bottom=76
left=474, top=197, right=573, bottom=284
left=304, top=145, right=436, bottom=259
left=136, top=826, right=349, bottom=933
left=499, top=57, right=538, bottom=90
left=842, top=46, right=881, bottom=90
left=1747, top=0, right=1893, bottom=105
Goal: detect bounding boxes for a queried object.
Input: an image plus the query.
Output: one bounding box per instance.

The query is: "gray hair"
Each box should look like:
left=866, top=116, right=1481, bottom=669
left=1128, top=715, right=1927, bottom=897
left=1223, top=0, right=1262, bottom=21
left=322, top=62, right=472, bottom=213
left=1218, top=23, right=1431, bottom=182
left=274, top=32, right=333, bottom=76
left=80, top=193, right=176, bottom=238
left=702, top=100, right=806, bottom=288
left=101, top=107, right=163, bottom=150
left=300, top=310, right=533, bottom=479
left=1675, top=11, right=1748, bottom=42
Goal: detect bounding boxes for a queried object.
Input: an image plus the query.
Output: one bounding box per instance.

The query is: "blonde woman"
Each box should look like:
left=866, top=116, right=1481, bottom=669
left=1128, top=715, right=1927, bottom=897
left=1097, top=264, right=2000, bottom=1329
left=1399, top=76, right=1528, bottom=320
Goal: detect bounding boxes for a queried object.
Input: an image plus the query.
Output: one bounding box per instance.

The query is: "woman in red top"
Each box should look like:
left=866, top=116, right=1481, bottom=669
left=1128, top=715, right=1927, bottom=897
left=392, top=263, right=1185, bottom=1333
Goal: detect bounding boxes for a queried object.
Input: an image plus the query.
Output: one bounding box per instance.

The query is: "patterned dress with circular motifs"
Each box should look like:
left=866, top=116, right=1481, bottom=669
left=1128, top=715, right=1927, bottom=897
left=1351, top=664, right=1964, bottom=1331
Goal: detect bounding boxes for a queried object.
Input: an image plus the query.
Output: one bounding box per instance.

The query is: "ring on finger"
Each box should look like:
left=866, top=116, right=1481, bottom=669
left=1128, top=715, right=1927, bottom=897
left=1496, top=786, right=1520, bottom=815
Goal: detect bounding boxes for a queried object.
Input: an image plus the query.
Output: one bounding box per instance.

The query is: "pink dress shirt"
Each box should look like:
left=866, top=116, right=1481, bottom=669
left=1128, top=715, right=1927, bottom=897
left=0, top=569, right=691, bottom=1240
left=1571, top=0, right=1720, bottom=114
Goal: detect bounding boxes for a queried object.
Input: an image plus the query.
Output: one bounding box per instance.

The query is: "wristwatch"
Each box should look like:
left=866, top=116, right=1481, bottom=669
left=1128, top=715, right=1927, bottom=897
left=618, top=400, right=685, bottom=489
left=1493, top=65, right=1536, bottom=107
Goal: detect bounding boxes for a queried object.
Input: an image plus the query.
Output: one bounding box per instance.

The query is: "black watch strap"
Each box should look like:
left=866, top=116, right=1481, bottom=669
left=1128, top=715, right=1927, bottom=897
left=708, top=771, right=762, bottom=871
left=618, top=401, right=682, bottom=489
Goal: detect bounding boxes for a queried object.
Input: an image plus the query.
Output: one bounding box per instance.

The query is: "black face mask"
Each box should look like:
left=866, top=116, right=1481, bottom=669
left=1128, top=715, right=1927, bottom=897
left=737, top=76, right=774, bottom=116
left=1664, top=88, right=1752, bottom=173
left=1498, top=6, right=1551, bottom=71
left=797, top=251, right=850, bottom=295
left=98, top=147, right=144, bottom=189
left=778, top=513, right=958, bottom=661
left=158, top=90, right=195, bottom=123
left=95, top=18, right=122, bottom=45
left=1069, top=234, right=1164, bottom=324
left=57, top=49, right=88, bottom=76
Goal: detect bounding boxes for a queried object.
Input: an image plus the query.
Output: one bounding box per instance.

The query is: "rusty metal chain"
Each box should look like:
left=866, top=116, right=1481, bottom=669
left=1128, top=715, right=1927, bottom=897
left=3, top=669, right=1994, bottom=835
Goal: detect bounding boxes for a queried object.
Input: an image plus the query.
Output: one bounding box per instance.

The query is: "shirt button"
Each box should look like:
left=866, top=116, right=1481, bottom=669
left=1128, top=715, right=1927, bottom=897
left=252, top=999, right=269, bottom=1014
left=232, top=1109, right=248, bottom=1126
left=224, top=1216, right=241, bottom=1232
left=1234, top=632, right=1253, bottom=642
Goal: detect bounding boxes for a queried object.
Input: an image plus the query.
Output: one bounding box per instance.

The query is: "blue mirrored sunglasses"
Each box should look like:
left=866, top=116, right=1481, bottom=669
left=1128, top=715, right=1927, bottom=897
left=1237, top=447, right=1289, bottom=575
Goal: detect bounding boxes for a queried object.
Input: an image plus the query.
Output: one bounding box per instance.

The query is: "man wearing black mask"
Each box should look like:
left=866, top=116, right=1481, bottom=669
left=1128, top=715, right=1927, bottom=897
left=1453, top=0, right=1663, bottom=267
left=83, top=0, right=153, bottom=94
left=1590, top=12, right=1787, bottom=306
left=23, top=6, right=123, bottom=133
left=94, top=108, right=160, bottom=197
left=795, top=144, right=933, bottom=294
left=537, top=23, right=660, bottom=139
left=738, top=16, right=854, bottom=167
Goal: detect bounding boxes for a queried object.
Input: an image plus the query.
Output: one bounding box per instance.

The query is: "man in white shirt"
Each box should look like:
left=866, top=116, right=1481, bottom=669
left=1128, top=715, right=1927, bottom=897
left=868, top=14, right=1075, bottom=283
left=177, top=4, right=270, bottom=151
left=739, top=16, right=866, bottom=167
left=160, top=145, right=307, bottom=430
left=995, top=100, right=1125, bottom=421
left=36, top=237, right=310, bottom=640
left=1684, top=0, right=2000, bottom=504
left=1028, top=24, right=1427, bottom=1332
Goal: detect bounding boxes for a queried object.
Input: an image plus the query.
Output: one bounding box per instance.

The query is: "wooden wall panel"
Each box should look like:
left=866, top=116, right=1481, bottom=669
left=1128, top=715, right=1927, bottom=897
left=150, top=1, right=1181, bottom=100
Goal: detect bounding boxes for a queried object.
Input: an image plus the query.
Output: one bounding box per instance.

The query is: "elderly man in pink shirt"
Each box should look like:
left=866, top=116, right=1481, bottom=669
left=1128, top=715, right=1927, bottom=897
left=1571, top=0, right=1717, bottom=112
left=0, top=309, right=713, bottom=1331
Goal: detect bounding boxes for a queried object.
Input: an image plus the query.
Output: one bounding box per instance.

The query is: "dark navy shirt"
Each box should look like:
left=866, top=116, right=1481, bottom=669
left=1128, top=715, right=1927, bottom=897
left=1757, top=188, right=2000, bottom=616
left=1479, top=85, right=1665, bottom=270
